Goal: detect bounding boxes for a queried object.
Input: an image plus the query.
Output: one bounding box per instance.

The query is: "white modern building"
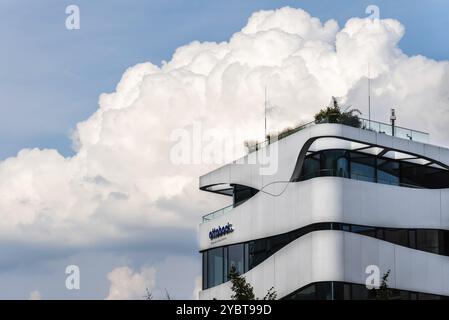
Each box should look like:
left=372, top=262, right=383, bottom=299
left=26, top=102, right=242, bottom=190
left=198, top=119, right=449, bottom=300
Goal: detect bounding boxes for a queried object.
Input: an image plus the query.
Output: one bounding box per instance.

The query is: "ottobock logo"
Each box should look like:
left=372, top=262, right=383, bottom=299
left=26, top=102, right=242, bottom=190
left=209, top=222, right=234, bottom=240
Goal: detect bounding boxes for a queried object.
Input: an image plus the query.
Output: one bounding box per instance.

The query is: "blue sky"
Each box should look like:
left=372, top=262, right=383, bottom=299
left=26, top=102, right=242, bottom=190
left=0, top=0, right=448, bottom=159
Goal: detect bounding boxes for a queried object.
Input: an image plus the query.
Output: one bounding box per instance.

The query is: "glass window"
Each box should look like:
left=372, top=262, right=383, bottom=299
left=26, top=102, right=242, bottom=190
left=332, top=282, right=345, bottom=300
left=202, top=253, right=207, bottom=290
left=344, top=283, right=352, bottom=300
left=400, top=162, right=426, bottom=188
left=350, top=152, right=376, bottom=182
left=376, top=229, right=384, bottom=240
left=377, top=159, right=400, bottom=186
left=409, top=230, right=416, bottom=249
left=440, top=231, right=449, bottom=256
left=227, top=244, right=244, bottom=279
left=300, top=148, right=449, bottom=189
left=315, top=282, right=333, bottom=300
left=384, top=229, right=409, bottom=247
left=248, top=239, right=267, bottom=270
left=207, top=247, right=224, bottom=288
left=223, top=247, right=228, bottom=281
left=417, top=230, right=439, bottom=254
left=418, top=292, right=441, bottom=300
left=425, top=167, right=449, bottom=189
left=320, top=150, right=349, bottom=178
left=351, top=225, right=376, bottom=237
left=288, top=284, right=316, bottom=300
left=233, top=185, right=258, bottom=207
left=302, top=156, right=320, bottom=180
left=244, top=243, right=249, bottom=273
left=267, top=233, right=292, bottom=256
left=351, top=284, right=369, bottom=300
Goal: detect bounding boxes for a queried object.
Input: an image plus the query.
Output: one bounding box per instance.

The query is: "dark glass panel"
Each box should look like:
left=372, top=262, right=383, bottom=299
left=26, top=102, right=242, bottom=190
left=409, top=230, right=416, bottom=249
left=351, top=283, right=369, bottom=300
left=244, top=243, right=249, bottom=273
left=344, top=283, right=352, bottom=300
left=418, top=292, right=441, bottom=300
left=417, top=230, right=439, bottom=254
left=233, top=184, right=258, bottom=207
left=425, top=167, right=449, bottom=189
left=227, top=244, right=244, bottom=279
left=399, top=290, right=410, bottom=300
left=247, top=239, right=267, bottom=270
left=376, top=229, right=384, bottom=240
left=302, top=157, right=320, bottom=180
left=267, top=233, right=291, bottom=257
left=351, top=225, right=376, bottom=237
left=367, top=288, right=377, bottom=300
left=384, top=229, right=409, bottom=247
left=286, top=284, right=316, bottom=300
left=377, top=159, right=400, bottom=186
left=440, top=230, right=449, bottom=256
left=300, top=148, right=449, bottom=188
left=350, top=152, right=376, bottom=182
left=332, top=282, right=345, bottom=300
left=203, top=222, right=449, bottom=289
left=223, top=247, right=228, bottom=281
left=207, top=247, right=223, bottom=288
left=284, top=282, right=449, bottom=300
left=400, top=162, right=426, bottom=188
left=315, top=282, right=333, bottom=300
left=320, top=150, right=349, bottom=178
left=202, top=253, right=207, bottom=290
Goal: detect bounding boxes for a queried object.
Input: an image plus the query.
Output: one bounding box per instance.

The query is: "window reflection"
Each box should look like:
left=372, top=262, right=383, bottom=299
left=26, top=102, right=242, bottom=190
left=320, top=150, right=349, bottom=178
left=284, top=281, right=448, bottom=300
left=227, top=244, right=244, bottom=279
left=377, top=159, right=400, bottom=186
left=207, top=247, right=223, bottom=288
left=350, top=152, right=376, bottom=182
left=299, top=148, right=449, bottom=189
left=203, top=223, right=449, bottom=290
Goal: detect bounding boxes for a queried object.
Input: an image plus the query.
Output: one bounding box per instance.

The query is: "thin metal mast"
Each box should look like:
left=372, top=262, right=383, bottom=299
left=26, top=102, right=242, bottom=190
left=368, top=63, right=371, bottom=129
left=264, top=86, right=267, bottom=139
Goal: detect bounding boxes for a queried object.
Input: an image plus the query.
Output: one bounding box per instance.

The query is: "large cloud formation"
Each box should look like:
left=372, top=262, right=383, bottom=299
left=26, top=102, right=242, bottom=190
left=0, top=7, right=448, bottom=297
left=106, top=266, right=156, bottom=300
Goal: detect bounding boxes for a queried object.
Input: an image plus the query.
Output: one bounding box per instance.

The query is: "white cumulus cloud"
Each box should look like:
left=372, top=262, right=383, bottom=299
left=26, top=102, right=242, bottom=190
left=0, top=6, right=447, bottom=251
left=106, top=266, right=156, bottom=300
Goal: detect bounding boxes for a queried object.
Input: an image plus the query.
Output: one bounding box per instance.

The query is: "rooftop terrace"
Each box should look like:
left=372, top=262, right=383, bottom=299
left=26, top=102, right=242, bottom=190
left=246, top=117, right=429, bottom=154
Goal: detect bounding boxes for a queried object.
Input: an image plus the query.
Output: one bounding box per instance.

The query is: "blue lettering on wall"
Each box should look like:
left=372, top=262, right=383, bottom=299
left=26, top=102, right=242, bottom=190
left=209, top=222, right=234, bottom=240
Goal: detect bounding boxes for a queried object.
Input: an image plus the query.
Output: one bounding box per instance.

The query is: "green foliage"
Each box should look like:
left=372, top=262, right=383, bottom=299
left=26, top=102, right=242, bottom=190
left=144, top=288, right=153, bottom=300
left=229, top=266, right=278, bottom=300
left=229, top=266, right=255, bottom=300
left=263, top=287, right=277, bottom=300
left=314, top=97, right=362, bottom=128
left=376, top=269, right=393, bottom=300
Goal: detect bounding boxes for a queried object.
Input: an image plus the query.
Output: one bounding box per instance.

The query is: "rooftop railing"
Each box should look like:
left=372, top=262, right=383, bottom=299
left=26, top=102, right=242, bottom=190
left=202, top=204, right=233, bottom=223
left=245, top=117, right=429, bottom=154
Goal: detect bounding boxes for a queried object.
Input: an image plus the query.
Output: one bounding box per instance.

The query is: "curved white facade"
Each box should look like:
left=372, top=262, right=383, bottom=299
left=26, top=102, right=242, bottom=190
left=198, top=123, right=449, bottom=300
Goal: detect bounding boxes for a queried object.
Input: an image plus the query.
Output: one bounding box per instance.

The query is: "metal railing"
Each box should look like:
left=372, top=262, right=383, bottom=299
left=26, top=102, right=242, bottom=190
left=359, top=118, right=429, bottom=143
left=245, top=117, right=429, bottom=154
left=202, top=204, right=233, bottom=223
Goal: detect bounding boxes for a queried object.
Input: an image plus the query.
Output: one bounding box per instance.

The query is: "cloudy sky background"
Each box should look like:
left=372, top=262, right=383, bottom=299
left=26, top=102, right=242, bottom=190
left=0, top=1, right=449, bottom=299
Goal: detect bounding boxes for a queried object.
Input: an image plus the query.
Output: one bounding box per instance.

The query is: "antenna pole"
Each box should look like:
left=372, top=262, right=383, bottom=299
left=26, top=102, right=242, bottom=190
left=264, top=86, right=267, bottom=139
left=368, top=63, right=371, bottom=129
